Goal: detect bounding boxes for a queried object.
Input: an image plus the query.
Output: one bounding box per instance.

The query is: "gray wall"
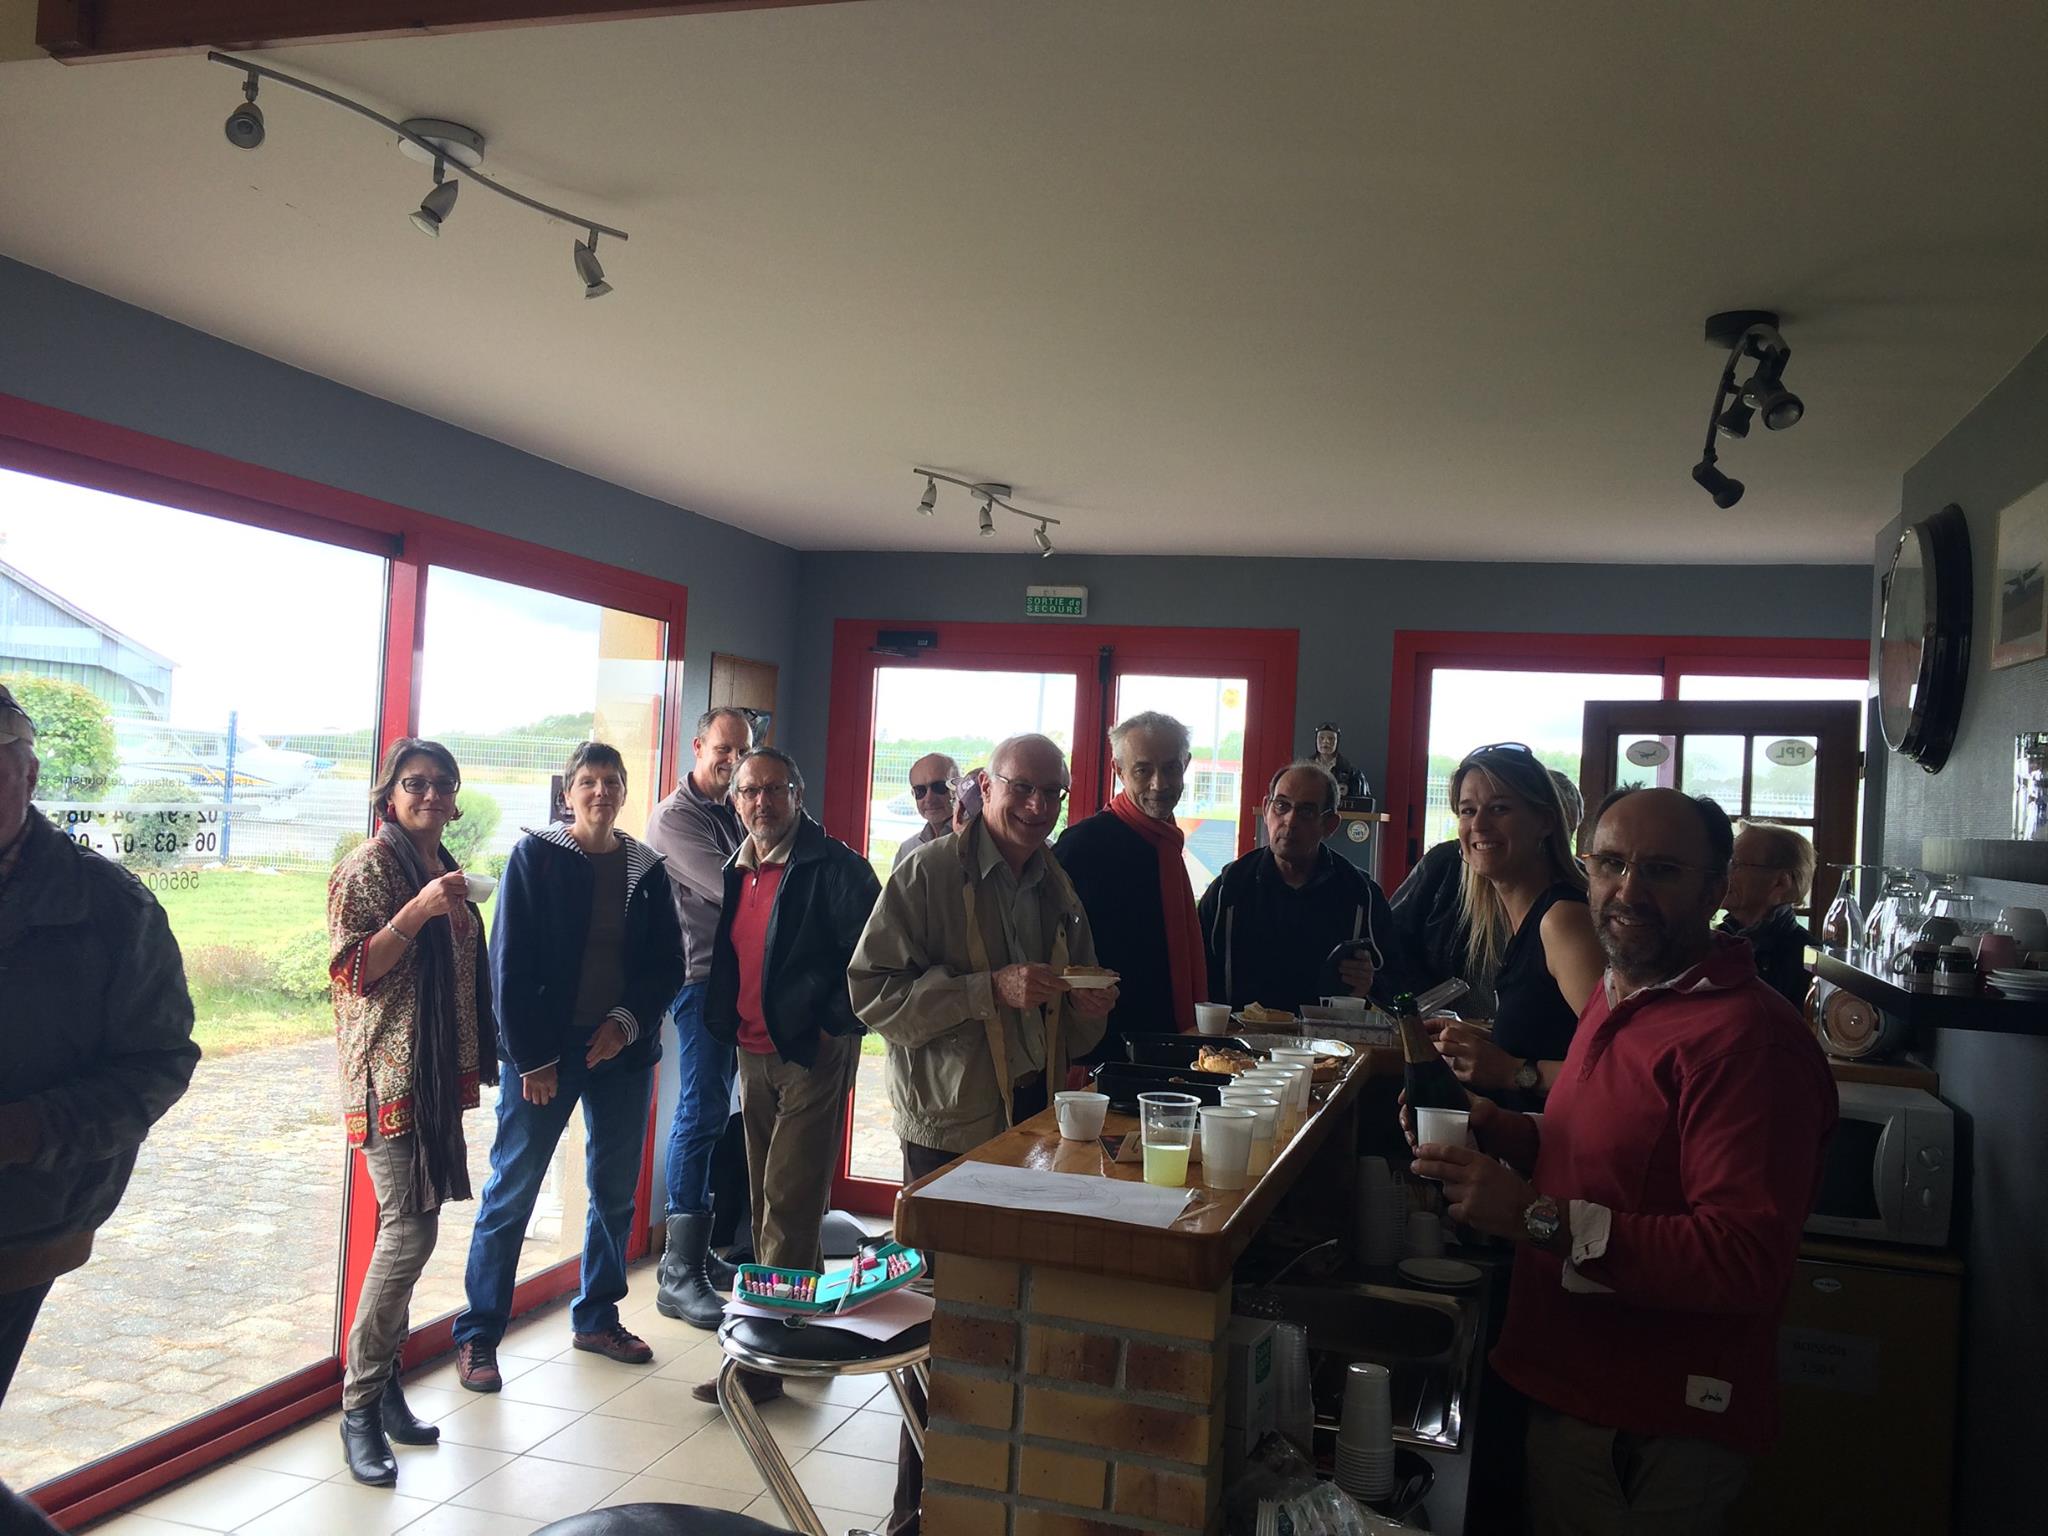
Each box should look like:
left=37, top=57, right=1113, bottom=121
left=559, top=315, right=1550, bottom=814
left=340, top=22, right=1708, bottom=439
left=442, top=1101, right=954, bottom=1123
left=1876, top=328, right=2048, bottom=1535
left=789, top=550, right=1872, bottom=858
left=0, top=256, right=802, bottom=729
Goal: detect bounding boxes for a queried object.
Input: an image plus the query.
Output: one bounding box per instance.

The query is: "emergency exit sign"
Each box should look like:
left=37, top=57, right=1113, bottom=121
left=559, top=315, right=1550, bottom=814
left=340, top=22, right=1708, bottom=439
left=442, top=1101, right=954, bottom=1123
left=1025, top=585, right=1088, bottom=618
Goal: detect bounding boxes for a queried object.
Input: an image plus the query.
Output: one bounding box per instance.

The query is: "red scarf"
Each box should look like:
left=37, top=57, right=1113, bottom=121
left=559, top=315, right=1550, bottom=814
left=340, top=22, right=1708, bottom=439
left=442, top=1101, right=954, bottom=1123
left=1108, top=790, right=1208, bottom=1032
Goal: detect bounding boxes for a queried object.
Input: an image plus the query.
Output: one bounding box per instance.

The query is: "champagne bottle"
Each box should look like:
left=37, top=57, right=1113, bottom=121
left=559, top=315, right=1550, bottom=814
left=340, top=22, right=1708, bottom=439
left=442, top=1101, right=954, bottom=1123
left=1394, top=992, right=1466, bottom=1113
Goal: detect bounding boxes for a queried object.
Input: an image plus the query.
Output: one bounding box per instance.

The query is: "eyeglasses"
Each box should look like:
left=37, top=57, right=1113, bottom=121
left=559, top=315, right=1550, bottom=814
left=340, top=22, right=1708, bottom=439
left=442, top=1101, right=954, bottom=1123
left=733, top=782, right=795, bottom=803
left=1584, top=852, right=1718, bottom=887
left=911, top=780, right=954, bottom=800
left=988, top=770, right=1067, bottom=807
left=398, top=775, right=460, bottom=797
left=1466, top=741, right=1535, bottom=757
left=1264, top=794, right=1332, bottom=820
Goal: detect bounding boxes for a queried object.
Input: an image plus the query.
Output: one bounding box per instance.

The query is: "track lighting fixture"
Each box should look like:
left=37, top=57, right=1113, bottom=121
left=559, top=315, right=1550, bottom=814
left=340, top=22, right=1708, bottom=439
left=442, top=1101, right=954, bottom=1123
left=574, top=232, right=612, bottom=299
left=410, top=161, right=459, bottom=237
left=224, top=73, right=264, bottom=150
left=1691, top=310, right=1804, bottom=508
left=208, top=51, right=629, bottom=298
left=912, top=468, right=1067, bottom=551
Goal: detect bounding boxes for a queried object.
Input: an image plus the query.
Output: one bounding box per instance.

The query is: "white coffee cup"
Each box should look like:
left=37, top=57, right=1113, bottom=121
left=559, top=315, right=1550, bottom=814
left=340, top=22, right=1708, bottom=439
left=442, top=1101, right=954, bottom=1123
left=1054, top=1091, right=1110, bottom=1142
left=461, top=871, right=498, bottom=903
left=1194, top=1002, right=1232, bottom=1036
left=1413, top=1106, right=1472, bottom=1151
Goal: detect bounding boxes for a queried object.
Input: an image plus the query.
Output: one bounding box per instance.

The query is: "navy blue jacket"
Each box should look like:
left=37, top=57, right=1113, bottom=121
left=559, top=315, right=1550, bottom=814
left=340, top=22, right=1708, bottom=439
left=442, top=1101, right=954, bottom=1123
left=488, top=825, right=684, bottom=1079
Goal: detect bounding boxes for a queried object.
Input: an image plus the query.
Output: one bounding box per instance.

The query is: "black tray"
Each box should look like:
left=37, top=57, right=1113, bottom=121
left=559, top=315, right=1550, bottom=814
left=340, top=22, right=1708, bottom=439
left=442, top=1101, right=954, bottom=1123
left=1089, top=1060, right=1231, bottom=1109
left=1122, top=1033, right=1255, bottom=1068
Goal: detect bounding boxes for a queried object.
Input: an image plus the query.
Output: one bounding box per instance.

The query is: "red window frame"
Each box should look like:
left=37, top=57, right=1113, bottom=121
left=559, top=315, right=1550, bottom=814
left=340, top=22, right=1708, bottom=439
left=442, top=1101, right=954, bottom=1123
left=0, top=392, right=689, bottom=1527
left=1382, top=629, right=1867, bottom=887
left=819, top=618, right=1299, bottom=1215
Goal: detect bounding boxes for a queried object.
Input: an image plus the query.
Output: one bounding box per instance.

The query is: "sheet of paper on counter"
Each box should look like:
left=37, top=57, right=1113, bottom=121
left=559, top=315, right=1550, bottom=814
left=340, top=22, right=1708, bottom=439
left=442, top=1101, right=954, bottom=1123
left=917, top=1161, right=1195, bottom=1228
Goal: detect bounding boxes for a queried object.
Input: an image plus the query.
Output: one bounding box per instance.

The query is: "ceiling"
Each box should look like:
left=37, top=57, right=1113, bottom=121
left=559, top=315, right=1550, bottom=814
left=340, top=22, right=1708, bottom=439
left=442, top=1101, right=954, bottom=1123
left=3, top=0, right=2047, bottom=563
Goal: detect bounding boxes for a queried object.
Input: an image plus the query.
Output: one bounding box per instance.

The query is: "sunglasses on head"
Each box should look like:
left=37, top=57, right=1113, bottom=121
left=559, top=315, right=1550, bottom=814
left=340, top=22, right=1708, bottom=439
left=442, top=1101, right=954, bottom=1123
left=1466, top=741, right=1535, bottom=758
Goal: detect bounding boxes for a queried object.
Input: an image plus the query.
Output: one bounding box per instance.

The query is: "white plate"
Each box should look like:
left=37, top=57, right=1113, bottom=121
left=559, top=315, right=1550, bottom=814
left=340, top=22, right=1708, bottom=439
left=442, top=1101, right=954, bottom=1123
left=1397, top=1257, right=1483, bottom=1289
left=1988, top=968, right=2048, bottom=981
left=1061, top=971, right=1119, bottom=989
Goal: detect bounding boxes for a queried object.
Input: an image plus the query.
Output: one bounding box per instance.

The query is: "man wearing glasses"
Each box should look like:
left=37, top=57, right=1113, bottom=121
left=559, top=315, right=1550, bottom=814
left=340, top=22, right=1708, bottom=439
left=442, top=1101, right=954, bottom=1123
left=1414, top=788, right=1835, bottom=1533
left=1198, top=761, right=1414, bottom=1015
left=694, top=749, right=879, bottom=1406
left=851, top=732, right=1117, bottom=1536
left=891, top=752, right=960, bottom=871
left=0, top=685, right=199, bottom=1411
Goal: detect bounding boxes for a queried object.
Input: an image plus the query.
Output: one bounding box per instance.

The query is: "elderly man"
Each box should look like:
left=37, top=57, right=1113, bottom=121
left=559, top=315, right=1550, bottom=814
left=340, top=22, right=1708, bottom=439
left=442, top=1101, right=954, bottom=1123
left=1720, top=820, right=1817, bottom=1009
left=1053, top=711, right=1206, bottom=1055
left=644, top=705, right=752, bottom=1326
left=891, top=752, right=961, bottom=871
left=851, top=732, right=1117, bottom=1536
left=694, top=748, right=879, bottom=1405
left=1415, top=788, right=1836, bottom=1536
left=1198, top=761, right=1414, bottom=1015
left=0, top=684, right=199, bottom=1406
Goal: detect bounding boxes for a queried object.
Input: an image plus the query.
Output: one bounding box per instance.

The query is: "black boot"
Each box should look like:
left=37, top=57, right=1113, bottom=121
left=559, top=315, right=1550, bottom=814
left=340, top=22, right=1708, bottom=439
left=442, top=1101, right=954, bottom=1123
left=381, top=1358, right=439, bottom=1445
left=655, top=1211, right=724, bottom=1328
left=340, top=1407, right=397, bottom=1486
left=704, top=1245, right=738, bottom=1292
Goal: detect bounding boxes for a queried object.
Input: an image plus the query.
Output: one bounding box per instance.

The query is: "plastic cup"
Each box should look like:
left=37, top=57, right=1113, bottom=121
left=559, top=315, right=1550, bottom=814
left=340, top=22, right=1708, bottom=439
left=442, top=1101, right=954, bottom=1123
left=1220, top=1089, right=1281, bottom=1173
left=1137, top=1092, right=1199, bottom=1188
left=1340, top=1361, right=1393, bottom=1442
left=1239, top=1071, right=1298, bottom=1135
left=1194, top=1002, right=1232, bottom=1035
left=1414, top=1106, right=1472, bottom=1159
left=1270, top=1061, right=1312, bottom=1116
left=1198, top=1106, right=1256, bottom=1190
left=1054, top=1090, right=1109, bottom=1142
left=1404, top=1210, right=1444, bottom=1257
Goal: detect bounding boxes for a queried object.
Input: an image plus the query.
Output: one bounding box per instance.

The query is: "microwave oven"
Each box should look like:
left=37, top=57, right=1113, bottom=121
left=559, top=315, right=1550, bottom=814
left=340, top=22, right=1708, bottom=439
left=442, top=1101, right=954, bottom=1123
left=1805, top=1082, right=1953, bottom=1247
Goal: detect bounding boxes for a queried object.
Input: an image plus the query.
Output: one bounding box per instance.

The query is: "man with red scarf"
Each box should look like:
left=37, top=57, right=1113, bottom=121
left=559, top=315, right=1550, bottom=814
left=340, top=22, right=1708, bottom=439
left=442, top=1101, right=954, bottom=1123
left=1053, top=711, right=1208, bottom=1061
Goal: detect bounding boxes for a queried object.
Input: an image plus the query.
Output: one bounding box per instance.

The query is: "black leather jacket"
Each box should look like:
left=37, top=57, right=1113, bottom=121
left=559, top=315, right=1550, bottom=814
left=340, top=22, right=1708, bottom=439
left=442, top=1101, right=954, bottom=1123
left=704, top=815, right=881, bottom=1068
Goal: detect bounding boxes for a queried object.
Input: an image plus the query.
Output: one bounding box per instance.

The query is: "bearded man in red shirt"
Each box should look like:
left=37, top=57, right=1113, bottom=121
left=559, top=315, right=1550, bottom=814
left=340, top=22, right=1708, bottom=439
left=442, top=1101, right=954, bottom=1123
left=1415, top=787, right=1836, bottom=1536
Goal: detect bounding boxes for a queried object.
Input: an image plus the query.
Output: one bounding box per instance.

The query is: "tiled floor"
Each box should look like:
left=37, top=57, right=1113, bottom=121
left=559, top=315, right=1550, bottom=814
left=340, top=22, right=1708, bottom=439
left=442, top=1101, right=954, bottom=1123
left=85, top=1265, right=901, bottom=1536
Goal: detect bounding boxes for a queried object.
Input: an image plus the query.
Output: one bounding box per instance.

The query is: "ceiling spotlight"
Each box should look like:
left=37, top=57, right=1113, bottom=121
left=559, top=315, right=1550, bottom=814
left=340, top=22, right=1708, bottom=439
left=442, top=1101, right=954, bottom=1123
left=224, top=73, right=264, bottom=150
left=1714, top=398, right=1753, bottom=439
left=574, top=232, right=612, bottom=299
left=916, top=477, right=938, bottom=516
left=1033, top=523, right=1054, bottom=557
left=1692, top=459, right=1744, bottom=509
left=410, top=161, right=459, bottom=237
left=1745, top=378, right=1805, bottom=431
left=977, top=499, right=996, bottom=537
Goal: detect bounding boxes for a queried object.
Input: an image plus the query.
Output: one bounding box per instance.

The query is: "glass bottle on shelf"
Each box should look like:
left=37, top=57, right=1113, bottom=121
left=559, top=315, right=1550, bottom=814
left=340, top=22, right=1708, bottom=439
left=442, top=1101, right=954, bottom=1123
left=1820, top=865, right=1866, bottom=957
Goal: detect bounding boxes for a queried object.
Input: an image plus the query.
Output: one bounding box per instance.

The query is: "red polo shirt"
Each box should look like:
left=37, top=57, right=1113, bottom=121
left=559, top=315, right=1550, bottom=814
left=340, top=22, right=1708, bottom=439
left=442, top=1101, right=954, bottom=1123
left=731, top=861, right=786, bottom=1055
left=1489, top=934, right=1836, bottom=1454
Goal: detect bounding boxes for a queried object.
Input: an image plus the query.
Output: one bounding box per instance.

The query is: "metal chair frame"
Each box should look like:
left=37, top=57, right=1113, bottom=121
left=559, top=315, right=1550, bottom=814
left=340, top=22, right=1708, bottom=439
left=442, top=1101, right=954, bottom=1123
left=714, top=1323, right=930, bottom=1536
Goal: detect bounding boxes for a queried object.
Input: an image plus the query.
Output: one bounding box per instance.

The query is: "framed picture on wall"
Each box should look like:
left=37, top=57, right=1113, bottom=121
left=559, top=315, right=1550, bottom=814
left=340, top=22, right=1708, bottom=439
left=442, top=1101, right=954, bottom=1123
left=1993, top=479, right=2048, bottom=669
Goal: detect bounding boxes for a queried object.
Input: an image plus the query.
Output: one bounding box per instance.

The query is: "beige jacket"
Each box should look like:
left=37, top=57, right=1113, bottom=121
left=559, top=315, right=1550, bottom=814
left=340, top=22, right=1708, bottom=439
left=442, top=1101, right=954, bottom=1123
left=849, top=816, right=1104, bottom=1153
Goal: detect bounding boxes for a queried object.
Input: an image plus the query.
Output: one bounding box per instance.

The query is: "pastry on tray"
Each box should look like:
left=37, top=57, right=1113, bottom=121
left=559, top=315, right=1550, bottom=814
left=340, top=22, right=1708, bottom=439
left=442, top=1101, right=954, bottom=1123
left=1236, top=1001, right=1295, bottom=1024
left=1194, top=1046, right=1258, bottom=1076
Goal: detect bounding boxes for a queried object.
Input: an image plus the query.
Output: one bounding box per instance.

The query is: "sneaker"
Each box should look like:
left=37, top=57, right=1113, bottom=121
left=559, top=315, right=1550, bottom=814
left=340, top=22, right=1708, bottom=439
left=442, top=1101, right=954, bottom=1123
left=691, top=1366, right=785, bottom=1406
left=455, top=1340, right=502, bottom=1393
left=572, top=1323, right=654, bottom=1365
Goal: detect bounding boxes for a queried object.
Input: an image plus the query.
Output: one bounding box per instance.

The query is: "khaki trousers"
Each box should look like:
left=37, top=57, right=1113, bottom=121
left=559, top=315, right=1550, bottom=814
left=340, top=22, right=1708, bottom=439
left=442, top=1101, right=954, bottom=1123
left=1525, top=1403, right=1752, bottom=1536
left=343, top=1122, right=441, bottom=1411
left=736, top=1031, right=860, bottom=1273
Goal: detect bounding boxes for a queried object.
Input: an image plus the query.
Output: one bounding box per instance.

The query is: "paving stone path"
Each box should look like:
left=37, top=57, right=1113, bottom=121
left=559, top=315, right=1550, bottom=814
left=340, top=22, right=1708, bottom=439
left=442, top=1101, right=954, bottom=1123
left=1, top=1038, right=904, bottom=1493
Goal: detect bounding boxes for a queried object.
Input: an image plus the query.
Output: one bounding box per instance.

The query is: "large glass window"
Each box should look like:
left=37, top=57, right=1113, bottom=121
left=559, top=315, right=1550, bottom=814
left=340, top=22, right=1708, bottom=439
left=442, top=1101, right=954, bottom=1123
left=407, top=566, right=669, bottom=1322
left=0, top=468, right=384, bottom=1489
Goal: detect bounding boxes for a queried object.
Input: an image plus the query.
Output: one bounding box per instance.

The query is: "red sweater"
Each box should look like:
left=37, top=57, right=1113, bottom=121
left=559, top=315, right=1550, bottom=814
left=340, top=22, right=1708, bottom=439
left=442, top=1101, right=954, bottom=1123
left=1490, top=934, right=1836, bottom=1454
left=731, top=862, right=787, bottom=1055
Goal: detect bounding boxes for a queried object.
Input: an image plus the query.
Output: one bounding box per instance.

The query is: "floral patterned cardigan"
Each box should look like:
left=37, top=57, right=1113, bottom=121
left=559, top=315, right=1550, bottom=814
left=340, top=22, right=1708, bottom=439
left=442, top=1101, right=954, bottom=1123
left=327, top=838, right=487, bottom=1146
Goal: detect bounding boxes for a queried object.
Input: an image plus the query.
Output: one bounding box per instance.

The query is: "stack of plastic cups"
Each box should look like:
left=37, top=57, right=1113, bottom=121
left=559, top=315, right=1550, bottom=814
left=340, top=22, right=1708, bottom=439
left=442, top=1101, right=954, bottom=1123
left=1354, top=1156, right=1403, bottom=1269
left=1219, top=1088, right=1282, bottom=1175
left=1334, top=1361, right=1396, bottom=1504
left=1270, top=1322, right=1315, bottom=1455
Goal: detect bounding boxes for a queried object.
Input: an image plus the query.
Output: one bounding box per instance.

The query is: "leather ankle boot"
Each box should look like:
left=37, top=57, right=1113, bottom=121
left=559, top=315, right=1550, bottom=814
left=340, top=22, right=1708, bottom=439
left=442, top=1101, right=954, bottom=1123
left=654, top=1211, right=725, bottom=1328
left=340, top=1406, right=398, bottom=1486
left=381, top=1358, right=439, bottom=1445
left=704, top=1245, right=738, bottom=1291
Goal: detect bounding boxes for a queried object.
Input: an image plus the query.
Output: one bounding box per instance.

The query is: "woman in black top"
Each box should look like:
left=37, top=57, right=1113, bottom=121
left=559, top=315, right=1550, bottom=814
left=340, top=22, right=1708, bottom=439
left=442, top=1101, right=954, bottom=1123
left=1428, top=745, right=1603, bottom=1109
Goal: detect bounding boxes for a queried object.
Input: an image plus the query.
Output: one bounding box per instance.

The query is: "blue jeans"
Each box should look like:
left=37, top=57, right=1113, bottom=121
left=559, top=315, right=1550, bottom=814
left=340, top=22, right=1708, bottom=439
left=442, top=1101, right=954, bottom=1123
left=664, top=979, right=736, bottom=1216
left=454, top=1058, right=655, bottom=1345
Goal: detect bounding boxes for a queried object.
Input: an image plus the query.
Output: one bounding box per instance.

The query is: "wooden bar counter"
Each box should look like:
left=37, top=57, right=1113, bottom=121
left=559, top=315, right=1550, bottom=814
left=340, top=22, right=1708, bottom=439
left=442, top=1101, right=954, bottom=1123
left=895, top=1048, right=1396, bottom=1536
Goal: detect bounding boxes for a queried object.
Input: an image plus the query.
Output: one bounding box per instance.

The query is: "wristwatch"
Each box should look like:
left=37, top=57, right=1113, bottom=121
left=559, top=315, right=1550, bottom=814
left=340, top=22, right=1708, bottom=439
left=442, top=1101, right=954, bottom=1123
left=1522, top=1193, right=1562, bottom=1246
left=1513, top=1057, right=1541, bottom=1093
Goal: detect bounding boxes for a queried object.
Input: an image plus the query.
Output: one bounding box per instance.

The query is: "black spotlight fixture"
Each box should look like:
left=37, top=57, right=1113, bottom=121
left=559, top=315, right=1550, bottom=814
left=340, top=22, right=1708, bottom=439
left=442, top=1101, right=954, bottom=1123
left=1692, top=309, right=1802, bottom=506
left=224, top=72, right=264, bottom=149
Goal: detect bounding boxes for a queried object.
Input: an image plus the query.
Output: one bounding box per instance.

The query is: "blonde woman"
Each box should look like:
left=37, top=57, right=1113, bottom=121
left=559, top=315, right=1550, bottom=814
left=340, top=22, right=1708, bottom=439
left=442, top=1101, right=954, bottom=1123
left=1430, top=744, right=1603, bottom=1108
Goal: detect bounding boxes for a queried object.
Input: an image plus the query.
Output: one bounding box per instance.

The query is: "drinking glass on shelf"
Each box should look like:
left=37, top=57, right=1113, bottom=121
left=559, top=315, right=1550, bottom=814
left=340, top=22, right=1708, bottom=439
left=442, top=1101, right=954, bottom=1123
left=1865, top=868, right=1928, bottom=973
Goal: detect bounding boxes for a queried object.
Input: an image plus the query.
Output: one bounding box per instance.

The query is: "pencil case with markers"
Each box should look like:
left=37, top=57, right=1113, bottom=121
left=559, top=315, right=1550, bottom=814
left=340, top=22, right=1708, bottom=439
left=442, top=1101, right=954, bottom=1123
left=734, top=1240, right=925, bottom=1315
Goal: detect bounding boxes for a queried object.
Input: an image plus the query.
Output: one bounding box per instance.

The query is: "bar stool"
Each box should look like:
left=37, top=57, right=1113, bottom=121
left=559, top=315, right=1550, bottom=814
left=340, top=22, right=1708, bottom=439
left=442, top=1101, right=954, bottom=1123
left=535, top=1505, right=787, bottom=1535
left=714, top=1314, right=931, bottom=1536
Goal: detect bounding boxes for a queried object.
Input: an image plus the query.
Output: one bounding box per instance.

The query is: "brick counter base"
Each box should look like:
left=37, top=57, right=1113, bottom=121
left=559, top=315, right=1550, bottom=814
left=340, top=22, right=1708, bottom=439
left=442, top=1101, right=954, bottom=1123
left=918, top=1254, right=1230, bottom=1536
